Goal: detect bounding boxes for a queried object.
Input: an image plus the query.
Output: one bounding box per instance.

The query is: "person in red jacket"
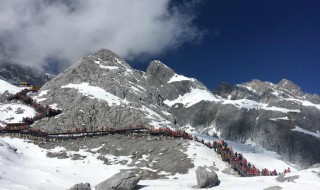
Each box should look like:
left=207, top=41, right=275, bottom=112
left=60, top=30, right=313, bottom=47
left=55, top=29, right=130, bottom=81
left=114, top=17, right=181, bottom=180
left=287, top=167, right=291, bottom=173
left=243, top=158, right=247, bottom=166
left=253, top=168, right=259, bottom=176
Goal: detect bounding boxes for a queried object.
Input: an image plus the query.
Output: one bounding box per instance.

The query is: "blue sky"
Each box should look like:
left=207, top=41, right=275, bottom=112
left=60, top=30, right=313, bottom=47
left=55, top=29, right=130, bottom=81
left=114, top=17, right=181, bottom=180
left=134, top=0, right=320, bottom=94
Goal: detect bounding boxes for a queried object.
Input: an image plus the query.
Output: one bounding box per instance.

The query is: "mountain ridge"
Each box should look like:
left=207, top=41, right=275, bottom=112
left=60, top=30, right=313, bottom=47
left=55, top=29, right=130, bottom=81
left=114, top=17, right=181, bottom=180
left=0, top=49, right=319, bottom=168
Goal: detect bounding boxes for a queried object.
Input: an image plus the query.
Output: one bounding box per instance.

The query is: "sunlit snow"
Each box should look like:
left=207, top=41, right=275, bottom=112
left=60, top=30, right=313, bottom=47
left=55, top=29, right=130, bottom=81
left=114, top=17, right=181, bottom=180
left=94, top=60, right=118, bottom=70
left=167, top=74, right=196, bottom=83
left=61, top=83, right=129, bottom=106
left=164, top=88, right=220, bottom=108
left=0, top=79, right=25, bottom=94
left=286, top=98, right=320, bottom=110
left=292, top=126, right=320, bottom=139
left=0, top=136, right=319, bottom=190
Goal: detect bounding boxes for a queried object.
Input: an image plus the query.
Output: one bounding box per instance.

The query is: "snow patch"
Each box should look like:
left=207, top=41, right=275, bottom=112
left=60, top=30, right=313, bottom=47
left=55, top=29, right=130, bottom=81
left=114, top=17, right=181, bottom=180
left=269, top=116, right=290, bottom=121
left=164, top=88, right=219, bottom=108
left=222, top=99, right=301, bottom=113
left=286, top=98, right=320, bottom=110
left=167, top=74, right=195, bottom=83
left=94, top=60, right=118, bottom=70
left=0, top=79, right=25, bottom=94
left=61, top=83, right=129, bottom=106
left=292, top=126, right=320, bottom=139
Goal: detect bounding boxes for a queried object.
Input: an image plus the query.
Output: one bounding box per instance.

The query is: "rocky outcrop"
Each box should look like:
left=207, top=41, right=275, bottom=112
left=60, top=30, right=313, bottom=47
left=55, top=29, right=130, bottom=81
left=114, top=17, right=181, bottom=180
left=263, top=186, right=282, bottom=190
left=146, top=60, right=207, bottom=101
left=276, top=175, right=299, bottom=182
left=195, top=166, right=219, bottom=188
left=68, top=183, right=91, bottom=190
left=95, top=171, right=140, bottom=190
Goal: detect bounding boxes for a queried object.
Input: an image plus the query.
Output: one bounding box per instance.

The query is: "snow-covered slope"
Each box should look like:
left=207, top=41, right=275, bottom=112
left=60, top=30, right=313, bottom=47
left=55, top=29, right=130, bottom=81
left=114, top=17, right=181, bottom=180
left=0, top=103, right=36, bottom=126
left=0, top=136, right=319, bottom=190
left=0, top=79, right=25, bottom=94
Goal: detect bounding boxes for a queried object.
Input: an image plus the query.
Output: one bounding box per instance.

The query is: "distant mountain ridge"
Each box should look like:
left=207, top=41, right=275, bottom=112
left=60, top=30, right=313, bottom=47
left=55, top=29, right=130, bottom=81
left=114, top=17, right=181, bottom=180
left=0, top=62, right=54, bottom=86
left=0, top=49, right=319, bottom=168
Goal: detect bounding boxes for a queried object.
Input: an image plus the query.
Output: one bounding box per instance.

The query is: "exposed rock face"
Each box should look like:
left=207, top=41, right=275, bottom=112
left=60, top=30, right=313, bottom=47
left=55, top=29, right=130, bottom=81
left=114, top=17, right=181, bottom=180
left=95, top=171, right=140, bottom=190
left=146, top=60, right=206, bottom=101
left=0, top=62, right=52, bottom=86
left=68, top=183, right=91, bottom=190
left=38, top=134, right=193, bottom=180
left=153, top=74, right=320, bottom=167
left=33, top=49, right=175, bottom=131
left=31, top=48, right=320, bottom=168
left=208, top=80, right=320, bottom=167
left=276, top=175, right=299, bottom=182
left=195, top=166, right=219, bottom=188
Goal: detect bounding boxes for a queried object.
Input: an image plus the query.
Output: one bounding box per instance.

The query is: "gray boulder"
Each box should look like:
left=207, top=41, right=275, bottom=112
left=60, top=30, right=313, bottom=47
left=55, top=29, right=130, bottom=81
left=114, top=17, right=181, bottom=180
left=263, top=186, right=282, bottom=190
left=276, top=175, right=299, bottom=182
left=95, top=171, right=141, bottom=190
left=195, top=166, right=219, bottom=188
left=68, top=182, right=91, bottom=190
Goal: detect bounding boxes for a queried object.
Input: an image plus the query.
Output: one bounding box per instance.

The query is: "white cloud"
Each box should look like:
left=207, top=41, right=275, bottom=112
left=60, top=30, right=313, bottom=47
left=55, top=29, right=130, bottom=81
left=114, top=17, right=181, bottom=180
left=0, top=0, right=202, bottom=71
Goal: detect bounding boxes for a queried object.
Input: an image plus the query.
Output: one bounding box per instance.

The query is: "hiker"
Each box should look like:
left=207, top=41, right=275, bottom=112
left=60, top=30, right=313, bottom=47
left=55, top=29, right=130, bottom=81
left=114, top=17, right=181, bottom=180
left=264, top=168, right=269, bottom=176
left=284, top=167, right=291, bottom=173
left=272, top=169, right=277, bottom=176
left=213, top=141, right=217, bottom=152
left=253, top=168, right=259, bottom=176
left=243, top=158, right=247, bottom=166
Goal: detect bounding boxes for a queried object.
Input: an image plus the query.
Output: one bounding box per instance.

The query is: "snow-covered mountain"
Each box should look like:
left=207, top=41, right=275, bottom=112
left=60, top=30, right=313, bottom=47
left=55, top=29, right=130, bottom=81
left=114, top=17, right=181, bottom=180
left=1, top=49, right=319, bottom=169
left=32, top=49, right=175, bottom=132
left=143, top=56, right=320, bottom=168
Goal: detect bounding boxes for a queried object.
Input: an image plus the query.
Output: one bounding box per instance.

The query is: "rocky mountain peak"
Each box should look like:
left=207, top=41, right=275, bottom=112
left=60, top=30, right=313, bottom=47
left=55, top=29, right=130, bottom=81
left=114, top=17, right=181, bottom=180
left=146, top=60, right=175, bottom=86
left=92, top=49, right=122, bottom=61
left=277, top=79, right=302, bottom=94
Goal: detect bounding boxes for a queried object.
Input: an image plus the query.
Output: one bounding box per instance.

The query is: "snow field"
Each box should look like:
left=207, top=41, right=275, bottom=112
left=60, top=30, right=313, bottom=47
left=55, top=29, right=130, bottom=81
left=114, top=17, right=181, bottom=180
left=0, top=137, right=131, bottom=190
left=0, top=136, right=319, bottom=190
